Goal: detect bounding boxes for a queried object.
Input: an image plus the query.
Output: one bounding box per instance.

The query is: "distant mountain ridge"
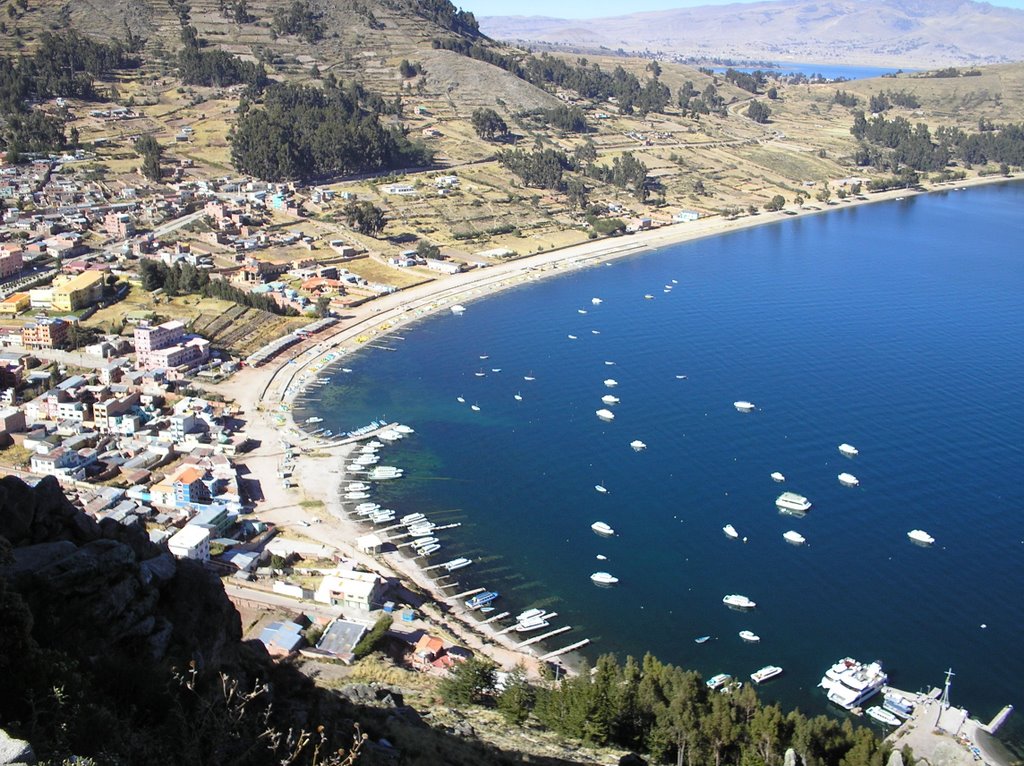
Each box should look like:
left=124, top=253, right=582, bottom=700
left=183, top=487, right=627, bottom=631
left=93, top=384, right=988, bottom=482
left=480, top=0, right=1024, bottom=67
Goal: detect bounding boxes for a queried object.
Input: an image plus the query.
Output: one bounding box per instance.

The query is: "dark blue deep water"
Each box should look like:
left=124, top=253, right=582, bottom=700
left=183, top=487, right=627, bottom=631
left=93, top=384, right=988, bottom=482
left=298, top=182, right=1024, bottom=739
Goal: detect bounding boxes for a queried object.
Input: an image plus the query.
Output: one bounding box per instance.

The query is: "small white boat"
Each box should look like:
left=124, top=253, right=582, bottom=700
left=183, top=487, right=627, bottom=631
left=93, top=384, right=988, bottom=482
left=479, top=355, right=489, bottom=360
left=444, top=557, right=472, bottom=571
left=474, top=371, right=486, bottom=377
left=416, top=543, right=440, bottom=556
left=596, top=408, right=615, bottom=421
left=516, top=608, right=545, bottom=621
left=771, top=471, right=785, bottom=482
left=734, top=401, right=756, bottom=412
left=866, top=707, right=902, bottom=727
left=838, top=443, right=859, bottom=457
left=345, top=491, right=370, bottom=500
left=515, top=616, right=550, bottom=632
left=644, top=294, right=654, bottom=299
left=776, top=492, right=812, bottom=513
left=908, top=529, right=935, bottom=545
left=595, top=484, right=608, bottom=494
left=602, top=395, right=620, bottom=405
left=346, top=482, right=369, bottom=491
left=783, top=530, right=806, bottom=545
left=450, top=304, right=466, bottom=314
left=491, top=368, right=502, bottom=373
left=456, top=396, right=465, bottom=403
left=604, top=379, right=618, bottom=388
left=514, top=392, right=523, bottom=401
left=723, top=594, right=756, bottom=609
left=630, top=440, right=647, bottom=451
left=578, top=309, right=588, bottom=314
left=591, top=297, right=603, bottom=305
left=706, top=673, right=732, bottom=690
left=470, top=404, right=481, bottom=412
left=838, top=472, right=859, bottom=487
left=591, top=571, right=619, bottom=585
left=751, top=666, right=783, bottom=684
left=604, top=360, right=616, bottom=366
left=305, top=416, right=323, bottom=424
left=591, top=329, right=601, bottom=334
left=739, top=630, right=760, bottom=643
left=596, top=554, right=607, bottom=560
left=568, top=334, right=578, bottom=340
left=723, top=524, right=739, bottom=539
left=523, top=374, right=536, bottom=381
left=355, top=502, right=380, bottom=513
left=675, top=374, right=688, bottom=379
left=591, top=521, right=615, bottom=536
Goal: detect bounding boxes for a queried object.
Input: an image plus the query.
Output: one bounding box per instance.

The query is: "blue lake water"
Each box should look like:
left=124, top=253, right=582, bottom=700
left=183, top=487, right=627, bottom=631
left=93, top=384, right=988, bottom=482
left=298, top=183, right=1024, bottom=743
left=712, top=62, right=913, bottom=80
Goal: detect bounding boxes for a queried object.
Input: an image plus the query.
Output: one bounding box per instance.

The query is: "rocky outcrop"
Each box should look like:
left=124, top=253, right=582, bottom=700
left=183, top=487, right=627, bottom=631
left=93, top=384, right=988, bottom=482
left=0, top=475, right=240, bottom=665
left=0, top=730, right=35, bottom=765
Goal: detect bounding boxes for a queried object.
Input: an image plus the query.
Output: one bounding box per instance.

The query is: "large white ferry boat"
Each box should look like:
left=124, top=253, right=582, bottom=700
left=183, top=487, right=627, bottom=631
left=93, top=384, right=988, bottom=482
left=819, top=658, right=888, bottom=710
left=776, top=492, right=812, bottom=513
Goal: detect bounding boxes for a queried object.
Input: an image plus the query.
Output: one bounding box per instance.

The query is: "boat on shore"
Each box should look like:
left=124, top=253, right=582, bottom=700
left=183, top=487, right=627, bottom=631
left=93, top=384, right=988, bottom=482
left=465, top=591, right=499, bottom=610
left=776, top=492, right=812, bottom=513
left=450, top=304, right=466, bottom=314
left=866, top=707, right=902, bottom=727
left=591, top=571, right=619, bottom=585
left=751, top=666, right=783, bottom=684
left=908, top=529, right=935, bottom=545
left=820, top=658, right=887, bottom=710
left=838, top=472, right=860, bottom=487
left=723, top=594, right=756, bottom=609
left=723, top=524, right=739, bottom=539
left=734, top=401, right=756, bottom=412
left=838, top=443, right=859, bottom=457
left=706, top=673, right=732, bottom=690
left=783, top=530, right=806, bottom=545
left=591, top=521, right=615, bottom=536
left=739, top=630, right=760, bottom=643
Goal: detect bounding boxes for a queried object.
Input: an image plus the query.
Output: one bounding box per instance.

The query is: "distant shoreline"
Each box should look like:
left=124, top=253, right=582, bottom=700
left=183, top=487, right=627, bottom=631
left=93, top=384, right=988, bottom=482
left=221, top=172, right=1018, bottom=678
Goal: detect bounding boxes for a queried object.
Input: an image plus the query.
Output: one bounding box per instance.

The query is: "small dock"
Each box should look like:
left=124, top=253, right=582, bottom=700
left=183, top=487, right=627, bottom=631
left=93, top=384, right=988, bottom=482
left=480, top=611, right=510, bottom=625
left=516, top=625, right=571, bottom=648
left=539, top=639, right=591, bottom=661
left=452, top=586, right=484, bottom=599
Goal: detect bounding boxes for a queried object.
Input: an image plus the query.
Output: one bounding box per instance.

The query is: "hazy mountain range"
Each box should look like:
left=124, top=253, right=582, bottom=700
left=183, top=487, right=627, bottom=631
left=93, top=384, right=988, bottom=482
left=480, top=0, right=1024, bottom=68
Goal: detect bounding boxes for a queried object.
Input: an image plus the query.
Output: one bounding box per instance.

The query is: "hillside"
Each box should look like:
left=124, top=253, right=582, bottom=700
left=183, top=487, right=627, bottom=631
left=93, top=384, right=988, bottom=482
left=479, top=0, right=1024, bottom=68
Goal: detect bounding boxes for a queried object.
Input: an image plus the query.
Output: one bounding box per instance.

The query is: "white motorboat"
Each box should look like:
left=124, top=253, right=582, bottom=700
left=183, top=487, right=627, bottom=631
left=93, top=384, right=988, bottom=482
left=595, top=484, right=608, bottom=494
left=819, top=658, right=887, bottom=710
left=723, top=594, right=756, bottom=609
left=474, top=370, right=486, bottom=377
left=394, top=424, right=414, bottom=434
left=354, top=502, right=380, bottom=513
left=838, top=443, right=859, bottom=457
left=723, top=524, right=739, bottom=539
left=523, top=374, right=536, bottom=381
left=908, top=529, right=935, bottom=545
left=305, top=416, right=323, bottom=424
left=456, top=396, right=465, bottom=403
left=346, top=482, right=369, bottom=491
left=416, top=543, right=440, bottom=556
left=412, top=536, right=438, bottom=548
left=591, top=521, right=615, bottom=536
left=751, top=666, right=783, bottom=684
left=604, top=360, right=616, bottom=366
left=578, top=309, right=588, bottom=314
left=479, top=355, right=489, bottom=360
left=514, top=392, right=523, bottom=401
left=734, top=401, right=756, bottom=412
left=596, top=554, right=607, bottom=560
left=591, top=571, right=619, bottom=585
left=783, top=530, right=806, bottom=545
left=604, top=379, right=618, bottom=387
left=443, top=557, right=472, bottom=571
left=515, top=615, right=550, bottom=632
left=601, top=395, right=620, bottom=405
left=568, top=334, right=578, bottom=340
left=516, top=608, right=545, bottom=622
left=644, top=294, right=654, bottom=299
left=706, top=673, right=732, bottom=691
left=470, top=404, right=481, bottom=411
left=838, top=472, right=859, bottom=487
left=450, top=304, right=466, bottom=314
left=401, top=513, right=426, bottom=524
left=630, top=440, right=647, bottom=451
left=776, top=492, right=812, bottom=513
left=596, top=408, right=615, bottom=421
left=883, top=691, right=915, bottom=719
left=345, top=492, right=370, bottom=500
left=675, top=374, right=687, bottom=379
left=491, top=368, right=501, bottom=373
left=591, top=297, right=603, bottom=305
left=771, top=471, right=785, bottom=482
left=739, top=630, right=760, bottom=643
left=866, top=707, right=902, bottom=727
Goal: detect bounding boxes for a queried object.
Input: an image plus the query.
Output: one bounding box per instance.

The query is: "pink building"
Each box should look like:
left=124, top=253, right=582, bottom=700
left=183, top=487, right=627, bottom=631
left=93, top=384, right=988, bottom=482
left=0, top=244, right=23, bottom=279
left=134, top=320, right=210, bottom=371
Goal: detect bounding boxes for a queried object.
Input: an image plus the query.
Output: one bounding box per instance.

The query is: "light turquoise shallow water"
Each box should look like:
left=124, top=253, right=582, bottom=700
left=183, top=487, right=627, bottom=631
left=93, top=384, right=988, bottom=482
left=299, top=182, right=1024, bottom=747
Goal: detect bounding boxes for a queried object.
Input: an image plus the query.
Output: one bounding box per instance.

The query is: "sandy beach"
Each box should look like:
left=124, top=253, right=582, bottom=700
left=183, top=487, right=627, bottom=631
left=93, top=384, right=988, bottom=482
left=212, top=173, right=1016, bottom=678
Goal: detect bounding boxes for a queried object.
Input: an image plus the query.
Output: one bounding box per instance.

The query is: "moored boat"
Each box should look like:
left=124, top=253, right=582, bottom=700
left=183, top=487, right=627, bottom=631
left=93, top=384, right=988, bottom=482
left=706, top=673, right=732, bottom=690
left=751, top=666, right=783, bottom=684
left=596, top=408, right=615, bottom=421
left=819, top=658, right=887, bottom=710
left=723, top=524, right=739, bottom=539
left=595, top=484, right=608, bottom=494
left=465, top=591, right=499, bottom=610
left=838, top=443, right=859, bottom=457
left=450, top=304, right=466, bottom=314
left=739, top=630, right=761, bottom=643
left=602, top=395, right=620, bottom=405
left=723, top=594, right=756, bottom=609
left=838, top=472, right=860, bottom=487
left=783, top=530, right=806, bottom=545
left=734, top=401, right=756, bottom=412
left=771, top=471, right=786, bottom=482
left=776, top=492, right=812, bottom=513
left=591, top=521, right=615, bottom=536
left=591, top=571, right=619, bottom=585
left=630, top=440, right=647, bottom=451
left=604, top=379, right=618, bottom=387
left=866, top=707, right=901, bottom=727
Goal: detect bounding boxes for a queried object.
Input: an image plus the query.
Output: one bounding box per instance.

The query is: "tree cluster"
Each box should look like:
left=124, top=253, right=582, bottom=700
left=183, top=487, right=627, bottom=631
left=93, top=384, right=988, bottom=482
left=134, top=135, right=162, bottom=182
left=517, top=105, right=589, bottom=134
left=218, top=0, right=253, bottom=23
left=746, top=100, right=771, bottom=124
left=679, top=81, right=727, bottom=117
left=471, top=107, right=508, bottom=140
left=936, top=121, right=1024, bottom=167
left=868, top=90, right=920, bottom=114
left=271, top=0, right=325, bottom=43
left=442, top=652, right=898, bottom=766
left=343, top=201, right=386, bottom=236
left=588, top=151, right=649, bottom=201
left=833, top=90, right=859, bottom=108
left=139, top=260, right=298, bottom=316
left=231, top=82, right=432, bottom=181
left=398, top=59, right=423, bottom=78
left=497, top=147, right=570, bottom=190
left=177, top=28, right=267, bottom=88
left=851, top=112, right=950, bottom=172
left=411, top=0, right=479, bottom=36
left=723, top=68, right=768, bottom=94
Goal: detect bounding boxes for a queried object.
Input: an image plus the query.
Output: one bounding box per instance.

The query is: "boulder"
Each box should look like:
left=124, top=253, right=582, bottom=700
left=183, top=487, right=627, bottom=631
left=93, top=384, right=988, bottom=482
left=0, top=729, right=35, bottom=764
